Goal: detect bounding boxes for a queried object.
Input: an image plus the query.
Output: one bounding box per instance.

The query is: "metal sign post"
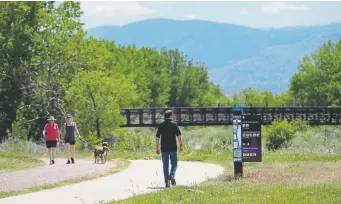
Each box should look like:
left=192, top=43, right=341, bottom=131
left=232, top=106, right=243, bottom=180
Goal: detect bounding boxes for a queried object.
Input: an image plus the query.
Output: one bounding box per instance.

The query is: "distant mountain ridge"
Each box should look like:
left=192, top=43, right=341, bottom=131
left=86, top=19, right=341, bottom=95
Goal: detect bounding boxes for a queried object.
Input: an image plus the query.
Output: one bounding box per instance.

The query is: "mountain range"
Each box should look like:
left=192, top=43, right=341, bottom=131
left=86, top=19, right=341, bottom=96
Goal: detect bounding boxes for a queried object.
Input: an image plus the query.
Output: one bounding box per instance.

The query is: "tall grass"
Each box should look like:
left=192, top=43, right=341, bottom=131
left=0, top=137, right=46, bottom=155
left=112, top=126, right=232, bottom=152
left=289, top=126, right=341, bottom=154
left=1, top=124, right=340, bottom=164
left=110, top=125, right=341, bottom=154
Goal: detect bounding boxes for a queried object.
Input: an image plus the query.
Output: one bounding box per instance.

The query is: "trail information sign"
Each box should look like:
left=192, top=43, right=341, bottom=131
left=242, top=115, right=262, bottom=162
left=232, top=107, right=243, bottom=163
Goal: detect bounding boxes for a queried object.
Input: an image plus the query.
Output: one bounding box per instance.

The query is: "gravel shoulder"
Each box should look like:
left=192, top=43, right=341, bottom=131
left=0, top=160, right=224, bottom=204
left=0, top=158, right=114, bottom=193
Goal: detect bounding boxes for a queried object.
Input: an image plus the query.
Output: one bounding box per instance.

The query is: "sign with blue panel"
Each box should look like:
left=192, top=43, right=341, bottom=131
left=232, top=107, right=243, bottom=163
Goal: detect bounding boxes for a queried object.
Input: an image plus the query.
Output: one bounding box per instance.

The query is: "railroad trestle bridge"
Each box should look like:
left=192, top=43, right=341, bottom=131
left=120, top=106, right=341, bottom=127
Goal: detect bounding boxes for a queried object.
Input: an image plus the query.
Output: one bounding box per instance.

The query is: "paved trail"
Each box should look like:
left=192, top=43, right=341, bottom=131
left=0, top=160, right=224, bottom=204
left=0, top=158, right=113, bottom=193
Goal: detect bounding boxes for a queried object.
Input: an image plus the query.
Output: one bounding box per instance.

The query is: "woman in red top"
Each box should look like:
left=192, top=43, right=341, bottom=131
left=43, top=116, right=60, bottom=164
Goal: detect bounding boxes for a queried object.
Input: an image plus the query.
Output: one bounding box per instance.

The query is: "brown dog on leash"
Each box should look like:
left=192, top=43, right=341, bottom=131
left=93, top=142, right=110, bottom=164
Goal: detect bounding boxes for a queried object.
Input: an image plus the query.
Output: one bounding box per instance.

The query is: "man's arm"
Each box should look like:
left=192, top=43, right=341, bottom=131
left=177, top=135, right=183, bottom=152
left=155, top=126, right=161, bottom=154
left=155, top=137, right=160, bottom=153
left=177, top=135, right=183, bottom=146
left=175, top=125, right=183, bottom=151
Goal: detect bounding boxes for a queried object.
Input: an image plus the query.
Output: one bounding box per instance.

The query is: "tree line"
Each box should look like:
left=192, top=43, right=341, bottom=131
left=0, top=2, right=227, bottom=141
left=0, top=2, right=340, bottom=142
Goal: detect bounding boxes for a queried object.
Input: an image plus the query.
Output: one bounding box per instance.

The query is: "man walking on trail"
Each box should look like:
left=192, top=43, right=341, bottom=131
left=156, top=110, right=183, bottom=188
left=43, top=116, right=60, bottom=165
left=63, top=114, right=80, bottom=164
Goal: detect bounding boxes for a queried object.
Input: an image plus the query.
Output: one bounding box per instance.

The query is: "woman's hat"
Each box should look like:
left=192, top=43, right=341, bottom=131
left=47, top=116, right=57, bottom=121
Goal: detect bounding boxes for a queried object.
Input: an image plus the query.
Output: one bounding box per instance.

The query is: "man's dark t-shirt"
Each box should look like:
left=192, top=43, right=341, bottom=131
left=156, top=119, right=181, bottom=152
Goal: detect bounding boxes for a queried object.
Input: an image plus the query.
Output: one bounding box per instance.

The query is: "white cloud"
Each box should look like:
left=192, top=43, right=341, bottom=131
left=81, top=1, right=155, bottom=17
left=186, top=14, right=199, bottom=19
left=239, top=9, right=249, bottom=15
left=262, top=2, right=312, bottom=13
left=80, top=1, right=155, bottom=28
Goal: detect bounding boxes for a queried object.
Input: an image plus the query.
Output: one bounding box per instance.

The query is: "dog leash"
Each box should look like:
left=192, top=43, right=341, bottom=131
left=78, top=134, right=89, bottom=151
left=78, top=134, right=85, bottom=142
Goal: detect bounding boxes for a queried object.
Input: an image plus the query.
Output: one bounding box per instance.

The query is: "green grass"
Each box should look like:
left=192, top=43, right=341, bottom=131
left=112, top=183, right=341, bottom=204
left=2, top=125, right=341, bottom=203
left=0, top=153, right=44, bottom=173
left=110, top=157, right=341, bottom=204
left=108, top=149, right=232, bottom=169
left=0, top=159, right=130, bottom=199
left=105, top=148, right=341, bottom=204
left=263, top=150, right=341, bottom=162
left=108, top=148, right=341, bottom=168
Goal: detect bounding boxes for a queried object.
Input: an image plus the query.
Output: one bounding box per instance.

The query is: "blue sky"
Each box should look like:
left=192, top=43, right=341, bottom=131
left=80, top=1, right=341, bottom=29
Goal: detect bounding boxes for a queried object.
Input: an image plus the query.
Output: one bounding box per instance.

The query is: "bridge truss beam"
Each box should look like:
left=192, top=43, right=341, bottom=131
left=120, top=107, right=341, bottom=127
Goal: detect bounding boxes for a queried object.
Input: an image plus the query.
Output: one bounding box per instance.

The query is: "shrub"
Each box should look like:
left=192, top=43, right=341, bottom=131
left=290, top=120, right=309, bottom=132
left=83, top=132, right=102, bottom=150
left=265, top=120, right=308, bottom=151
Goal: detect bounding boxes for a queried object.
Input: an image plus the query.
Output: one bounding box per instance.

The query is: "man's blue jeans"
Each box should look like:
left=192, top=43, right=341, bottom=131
left=161, top=152, right=178, bottom=182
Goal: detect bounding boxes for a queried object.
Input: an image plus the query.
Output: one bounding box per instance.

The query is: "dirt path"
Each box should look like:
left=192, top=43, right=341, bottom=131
left=0, top=160, right=224, bottom=204
left=0, top=158, right=114, bottom=193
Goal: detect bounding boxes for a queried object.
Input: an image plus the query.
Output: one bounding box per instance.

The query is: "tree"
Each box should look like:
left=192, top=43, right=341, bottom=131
left=0, top=1, right=85, bottom=141
left=0, top=1, right=46, bottom=141
left=167, top=49, right=187, bottom=106
left=65, top=70, right=136, bottom=138
left=0, top=2, right=229, bottom=142
left=237, top=88, right=262, bottom=106
left=289, top=39, right=341, bottom=106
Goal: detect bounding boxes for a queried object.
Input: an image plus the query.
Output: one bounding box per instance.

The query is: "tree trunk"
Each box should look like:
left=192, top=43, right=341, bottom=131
left=88, top=89, right=101, bottom=138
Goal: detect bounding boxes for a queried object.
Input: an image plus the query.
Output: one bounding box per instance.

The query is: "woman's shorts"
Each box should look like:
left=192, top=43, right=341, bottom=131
left=64, top=139, right=76, bottom=145
left=46, top=140, right=57, bottom=148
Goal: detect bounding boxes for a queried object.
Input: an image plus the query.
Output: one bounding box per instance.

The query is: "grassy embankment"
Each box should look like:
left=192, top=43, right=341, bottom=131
left=0, top=139, right=130, bottom=198
left=0, top=158, right=129, bottom=199
left=0, top=153, right=44, bottom=173
left=103, top=125, right=341, bottom=203
left=1, top=124, right=341, bottom=203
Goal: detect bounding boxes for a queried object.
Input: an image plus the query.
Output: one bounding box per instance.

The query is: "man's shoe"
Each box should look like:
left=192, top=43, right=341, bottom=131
left=170, top=175, right=176, bottom=186
left=51, top=160, right=55, bottom=164
left=71, top=158, right=75, bottom=164
left=67, top=160, right=71, bottom=164
left=165, top=181, right=170, bottom=188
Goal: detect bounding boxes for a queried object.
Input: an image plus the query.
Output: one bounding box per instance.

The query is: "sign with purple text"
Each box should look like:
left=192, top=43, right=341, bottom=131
left=242, top=115, right=262, bottom=162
